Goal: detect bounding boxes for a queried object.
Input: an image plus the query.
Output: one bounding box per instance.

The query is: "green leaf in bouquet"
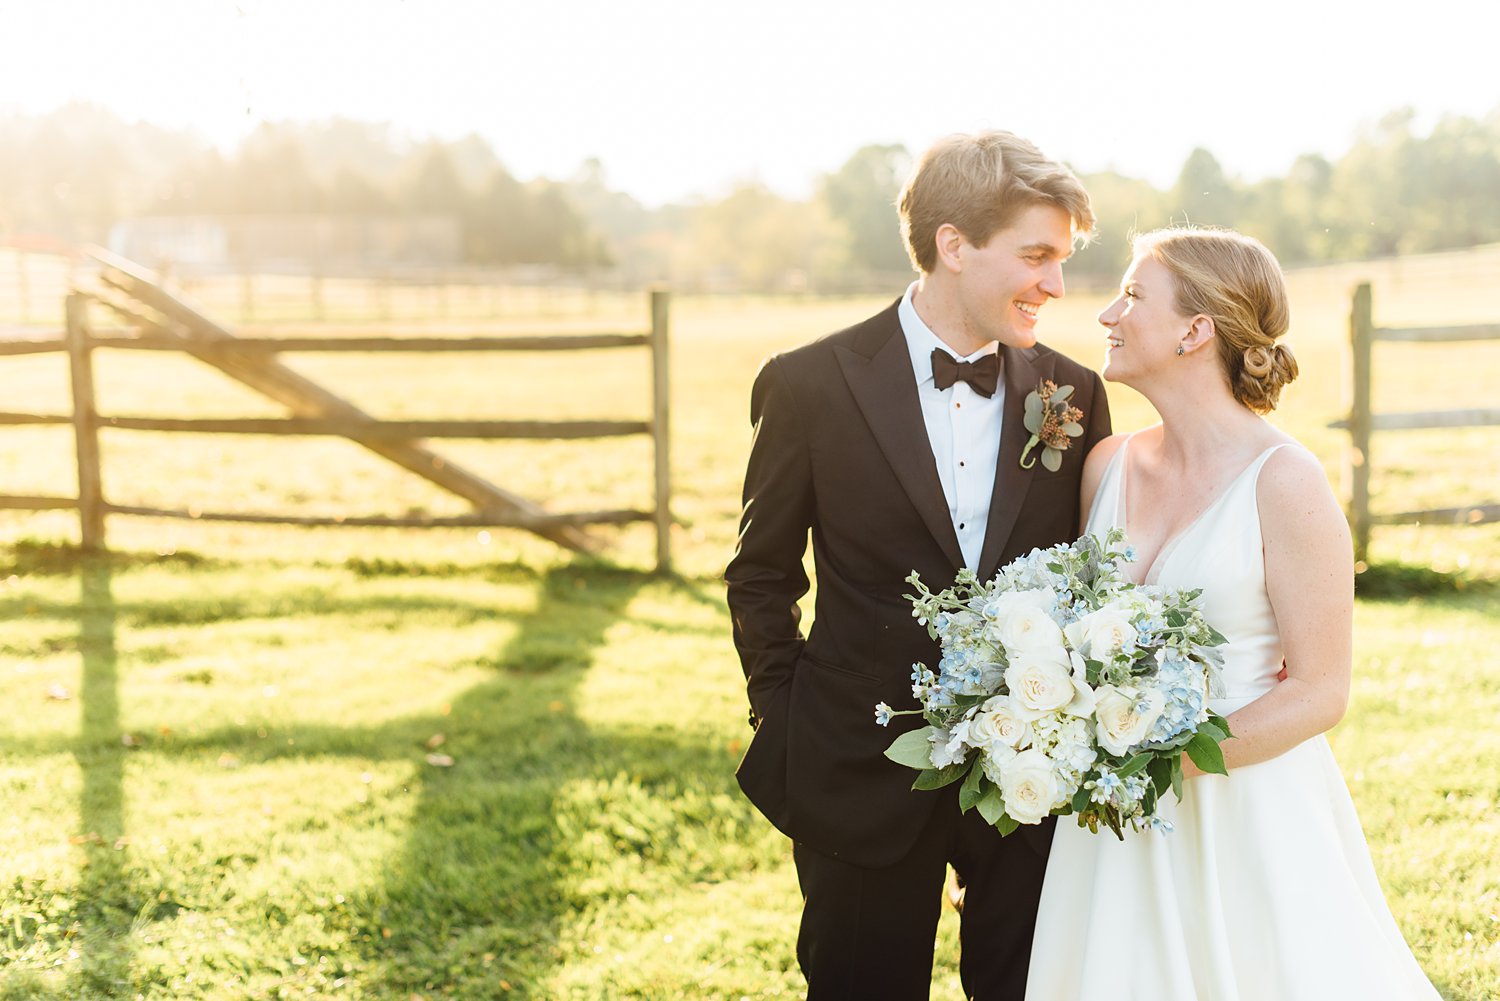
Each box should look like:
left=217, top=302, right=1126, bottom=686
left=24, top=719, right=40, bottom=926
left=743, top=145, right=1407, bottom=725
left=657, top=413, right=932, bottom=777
left=884, top=726, right=940, bottom=770
left=953, top=693, right=990, bottom=715
left=1206, top=710, right=1234, bottom=738
left=1049, top=384, right=1074, bottom=404
left=1185, top=732, right=1228, bottom=775
left=1148, top=756, right=1173, bottom=798
left=1165, top=609, right=1188, bottom=628
left=995, top=813, right=1021, bottom=837
left=1116, top=752, right=1151, bottom=778
left=1071, top=784, right=1091, bottom=813
left=958, top=761, right=986, bottom=811
left=1062, top=421, right=1084, bottom=437
left=1195, top=717, right=1229, bottom=743
left=1024, top=392, right=1044, bottom=419
left=1024, top=409, right=1044, bottom=434
left=1041, top=447, right=1062, bottom=472
left=913, top=762, right=968, bottom=790
left=976, top=785, right=1005, bottom=827
left=1203, top=624, right=1229, bottom=645
left=1085, top=658, right=1104, bottom=684
left=1171, top=757, right=1184, bottom=800
left=1151, top=729, right=1196, bottom=752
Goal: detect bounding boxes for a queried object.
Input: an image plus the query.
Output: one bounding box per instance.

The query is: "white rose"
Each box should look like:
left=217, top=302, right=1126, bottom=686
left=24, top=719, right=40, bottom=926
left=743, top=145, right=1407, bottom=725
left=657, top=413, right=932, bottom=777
left=1003, top=647, right=1075, bottom=713
left=1064, top=604, right=1139, bottom=660
left=987, top=589, right=1064, bottom=653
left=973, top=695, right=1034, bottom=750
left=999, top=749, right=1061, bottom=825
left=1093, top=684, right=1166, bottom=756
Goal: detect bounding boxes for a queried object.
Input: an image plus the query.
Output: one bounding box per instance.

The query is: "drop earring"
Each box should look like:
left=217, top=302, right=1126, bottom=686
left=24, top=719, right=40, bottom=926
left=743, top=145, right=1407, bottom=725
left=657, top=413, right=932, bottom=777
left=1175, top=344, right=1186, bottom=357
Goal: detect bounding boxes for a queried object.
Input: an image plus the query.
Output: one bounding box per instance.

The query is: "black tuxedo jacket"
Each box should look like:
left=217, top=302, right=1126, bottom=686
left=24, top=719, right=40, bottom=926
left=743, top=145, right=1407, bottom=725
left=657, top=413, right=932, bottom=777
left=726, top=299, right=1112, bottom=868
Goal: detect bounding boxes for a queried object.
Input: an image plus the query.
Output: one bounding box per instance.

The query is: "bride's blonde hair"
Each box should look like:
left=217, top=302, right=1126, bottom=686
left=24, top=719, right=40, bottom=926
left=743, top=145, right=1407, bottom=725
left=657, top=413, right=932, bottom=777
left=1135, top=227, right=1298, bottom=413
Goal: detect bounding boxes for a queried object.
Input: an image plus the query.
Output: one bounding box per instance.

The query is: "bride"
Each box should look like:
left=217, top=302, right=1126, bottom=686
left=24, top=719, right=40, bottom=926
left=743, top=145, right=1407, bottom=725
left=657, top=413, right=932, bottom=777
left=1025, top=228, right=1439, bottom=999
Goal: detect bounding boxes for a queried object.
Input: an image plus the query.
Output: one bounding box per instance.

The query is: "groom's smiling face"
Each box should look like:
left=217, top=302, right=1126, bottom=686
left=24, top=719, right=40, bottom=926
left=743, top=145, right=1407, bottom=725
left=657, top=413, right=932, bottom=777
left=951, top=202, right=1075, bottom=351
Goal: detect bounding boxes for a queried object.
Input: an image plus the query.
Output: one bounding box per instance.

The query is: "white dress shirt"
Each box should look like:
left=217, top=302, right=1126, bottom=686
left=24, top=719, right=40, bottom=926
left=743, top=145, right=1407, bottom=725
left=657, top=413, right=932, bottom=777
left=898, top=282, right=1005, bottom=570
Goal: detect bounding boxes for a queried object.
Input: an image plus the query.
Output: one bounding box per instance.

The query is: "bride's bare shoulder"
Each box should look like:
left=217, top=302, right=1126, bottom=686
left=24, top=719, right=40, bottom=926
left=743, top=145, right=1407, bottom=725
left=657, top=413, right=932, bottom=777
left=1259, top=438, right=1331, bottom=496
left=1256, top=442, right=1349, bottom=548
left=1083, top=425, right=1159, bottom=475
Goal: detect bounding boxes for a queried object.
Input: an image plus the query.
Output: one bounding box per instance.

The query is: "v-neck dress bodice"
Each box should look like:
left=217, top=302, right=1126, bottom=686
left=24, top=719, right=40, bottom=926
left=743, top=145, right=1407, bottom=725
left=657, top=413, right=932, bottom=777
left=1026, top=435, right=1441, bottom=1001
left=1087, top=435, right=1288, bottom=713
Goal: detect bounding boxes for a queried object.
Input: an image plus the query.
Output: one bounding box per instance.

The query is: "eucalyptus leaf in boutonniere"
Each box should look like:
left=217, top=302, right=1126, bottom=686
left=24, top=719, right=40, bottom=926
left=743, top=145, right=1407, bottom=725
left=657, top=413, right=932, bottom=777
left=1020, top=380, right=1085, bottom=472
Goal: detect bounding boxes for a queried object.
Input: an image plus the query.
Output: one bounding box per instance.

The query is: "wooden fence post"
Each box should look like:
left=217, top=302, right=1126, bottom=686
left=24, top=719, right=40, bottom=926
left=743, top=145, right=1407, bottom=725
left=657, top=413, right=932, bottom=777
left=1348, top=283, right=1373, bottom=565
left=65, top=293, right=106, bottom=550
left=650, top=288, right=672, bottom=574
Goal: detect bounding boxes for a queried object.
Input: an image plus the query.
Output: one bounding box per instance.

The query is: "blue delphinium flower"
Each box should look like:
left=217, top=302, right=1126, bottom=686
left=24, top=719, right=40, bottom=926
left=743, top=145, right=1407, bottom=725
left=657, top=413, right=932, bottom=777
left=1090, top=770, right=1123, bottom=805
left=874, top=702, right=894, bottom=727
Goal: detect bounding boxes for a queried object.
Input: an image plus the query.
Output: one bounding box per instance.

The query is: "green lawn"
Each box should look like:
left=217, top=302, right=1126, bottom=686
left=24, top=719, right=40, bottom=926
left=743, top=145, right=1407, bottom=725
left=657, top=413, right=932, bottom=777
left=1, top=259, right=1497, bottom=998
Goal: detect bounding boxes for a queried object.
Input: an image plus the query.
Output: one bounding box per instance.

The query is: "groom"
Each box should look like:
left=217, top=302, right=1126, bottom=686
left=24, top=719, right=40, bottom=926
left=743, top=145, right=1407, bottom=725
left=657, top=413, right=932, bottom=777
left=726, top=131, right=1112, bottom=999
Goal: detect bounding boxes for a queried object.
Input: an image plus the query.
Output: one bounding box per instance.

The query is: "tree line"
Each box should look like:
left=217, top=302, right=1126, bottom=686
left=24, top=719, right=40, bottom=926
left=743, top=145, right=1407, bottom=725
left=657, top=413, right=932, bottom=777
left=3, top=104, right=1498, bottom=290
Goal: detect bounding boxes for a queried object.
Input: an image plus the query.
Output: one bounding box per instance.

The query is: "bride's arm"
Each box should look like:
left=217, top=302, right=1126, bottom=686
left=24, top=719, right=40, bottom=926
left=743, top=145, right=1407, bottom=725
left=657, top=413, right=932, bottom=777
left=1183, top=446, right=1354, bottom=776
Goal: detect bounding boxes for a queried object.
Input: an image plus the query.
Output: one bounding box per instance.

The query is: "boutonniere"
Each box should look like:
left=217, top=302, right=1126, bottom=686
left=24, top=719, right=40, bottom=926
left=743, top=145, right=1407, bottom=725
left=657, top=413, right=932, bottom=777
left=1020, top=380, right=1084, bottom=471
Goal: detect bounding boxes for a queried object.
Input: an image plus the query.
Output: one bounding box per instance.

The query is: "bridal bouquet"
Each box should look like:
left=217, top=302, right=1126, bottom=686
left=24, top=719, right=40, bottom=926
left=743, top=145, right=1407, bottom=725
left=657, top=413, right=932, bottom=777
left=875, top=529, right=1232, bottom=839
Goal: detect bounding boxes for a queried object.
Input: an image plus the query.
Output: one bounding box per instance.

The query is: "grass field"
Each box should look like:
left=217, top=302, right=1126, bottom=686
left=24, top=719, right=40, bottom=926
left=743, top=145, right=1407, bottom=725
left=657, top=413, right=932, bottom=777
left=1, top=250, right=1498, bottom=999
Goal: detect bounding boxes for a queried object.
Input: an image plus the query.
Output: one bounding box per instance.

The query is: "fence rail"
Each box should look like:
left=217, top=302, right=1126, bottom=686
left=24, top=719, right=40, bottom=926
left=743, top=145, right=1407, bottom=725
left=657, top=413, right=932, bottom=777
left=0, top=250, right=674, bottom=571
left=84, top=331, right=652, bottom=352
left=1332, top=282, right=1499, bottom=562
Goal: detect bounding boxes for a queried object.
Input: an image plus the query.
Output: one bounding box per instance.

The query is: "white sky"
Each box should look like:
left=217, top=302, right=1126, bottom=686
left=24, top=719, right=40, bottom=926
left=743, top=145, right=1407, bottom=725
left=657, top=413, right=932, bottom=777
left=4, top=0, right=1496, bottom=206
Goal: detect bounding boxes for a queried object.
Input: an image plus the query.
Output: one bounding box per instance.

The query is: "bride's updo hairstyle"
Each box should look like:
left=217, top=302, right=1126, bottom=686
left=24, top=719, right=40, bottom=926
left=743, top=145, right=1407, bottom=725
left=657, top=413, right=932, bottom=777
left=1135, top=227, right=1299, bottom=413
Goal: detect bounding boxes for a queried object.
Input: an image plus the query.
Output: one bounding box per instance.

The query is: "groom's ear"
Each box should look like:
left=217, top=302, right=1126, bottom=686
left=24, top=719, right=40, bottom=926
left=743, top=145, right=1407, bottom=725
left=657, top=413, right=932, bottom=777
left=1184, top=315, right=1215, bottom=353
left=934, top=223, right=965, bottom=274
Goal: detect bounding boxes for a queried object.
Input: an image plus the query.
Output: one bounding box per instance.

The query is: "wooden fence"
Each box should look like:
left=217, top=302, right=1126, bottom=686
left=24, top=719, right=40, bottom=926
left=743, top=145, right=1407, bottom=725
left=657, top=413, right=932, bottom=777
left=0, top=250, right=674, bottom=571
left=1330, top=282, right=1500, bottom=563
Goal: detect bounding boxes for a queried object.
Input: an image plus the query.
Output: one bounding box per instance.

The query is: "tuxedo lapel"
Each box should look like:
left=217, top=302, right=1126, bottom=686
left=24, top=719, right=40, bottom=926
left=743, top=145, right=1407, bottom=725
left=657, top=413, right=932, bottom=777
left=977, top=345, right=1043, bottom=578
left=835, top=317, right=965, bottom=571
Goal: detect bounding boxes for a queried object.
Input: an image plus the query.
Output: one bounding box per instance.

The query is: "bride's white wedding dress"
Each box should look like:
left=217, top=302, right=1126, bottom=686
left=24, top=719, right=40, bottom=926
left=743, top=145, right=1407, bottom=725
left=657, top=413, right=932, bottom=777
left=1026, top=437, right=1440, bottom=1000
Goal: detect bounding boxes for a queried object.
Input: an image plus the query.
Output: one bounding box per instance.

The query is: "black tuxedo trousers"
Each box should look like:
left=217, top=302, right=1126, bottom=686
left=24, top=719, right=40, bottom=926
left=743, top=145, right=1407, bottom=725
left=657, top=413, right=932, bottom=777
left=726, top=300, right=1112, bottom=998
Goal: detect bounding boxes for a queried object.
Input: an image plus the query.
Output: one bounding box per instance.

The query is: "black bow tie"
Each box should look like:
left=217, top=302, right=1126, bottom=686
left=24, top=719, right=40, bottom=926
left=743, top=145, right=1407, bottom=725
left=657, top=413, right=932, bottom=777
left=930, top=348, right=1000, bottom=398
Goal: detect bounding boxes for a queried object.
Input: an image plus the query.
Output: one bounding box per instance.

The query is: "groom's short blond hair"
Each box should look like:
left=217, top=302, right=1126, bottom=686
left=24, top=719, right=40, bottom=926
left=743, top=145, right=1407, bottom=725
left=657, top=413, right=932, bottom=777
left=898, top=130, right=1094, bottom=274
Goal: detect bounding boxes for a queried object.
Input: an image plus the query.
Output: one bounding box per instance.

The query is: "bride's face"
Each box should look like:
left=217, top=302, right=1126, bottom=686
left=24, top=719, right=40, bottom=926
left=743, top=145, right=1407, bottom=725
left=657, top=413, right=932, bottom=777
left=1097, top=255, right=1189, bottom=384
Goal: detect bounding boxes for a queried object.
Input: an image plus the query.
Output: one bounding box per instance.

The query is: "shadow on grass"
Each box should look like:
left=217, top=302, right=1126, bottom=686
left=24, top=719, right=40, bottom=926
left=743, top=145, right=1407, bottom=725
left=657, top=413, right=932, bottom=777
left=4, top=542, right=757, bottom=999
left=1, top=558, right=174, bottom=1000
left=71, top=563, right=133, bottom=998
left=353, top=562, right=745, bottom=997
left=1355, top=559, right=1500, bottom=601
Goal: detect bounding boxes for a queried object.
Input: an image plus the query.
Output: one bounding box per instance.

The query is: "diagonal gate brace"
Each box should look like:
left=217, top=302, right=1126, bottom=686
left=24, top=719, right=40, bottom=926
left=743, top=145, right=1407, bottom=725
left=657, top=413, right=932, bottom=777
left=86, top=248, right=603, bottom=554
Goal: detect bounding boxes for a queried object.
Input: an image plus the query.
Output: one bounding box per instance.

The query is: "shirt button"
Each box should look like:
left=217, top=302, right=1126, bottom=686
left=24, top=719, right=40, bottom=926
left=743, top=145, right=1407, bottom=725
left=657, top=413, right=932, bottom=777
left=959, top=461, right=965, bottom=467
left=955, top=402, right=961, bottom=409
left=959, top=523, right=965, bottom=529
